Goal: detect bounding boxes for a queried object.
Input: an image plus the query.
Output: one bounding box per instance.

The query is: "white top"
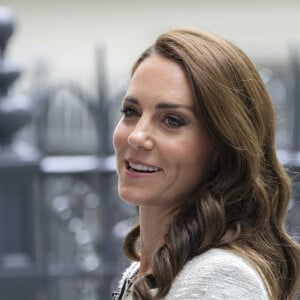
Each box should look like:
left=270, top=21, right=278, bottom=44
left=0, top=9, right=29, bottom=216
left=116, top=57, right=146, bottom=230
left=114, top=248, right=269, bottom=300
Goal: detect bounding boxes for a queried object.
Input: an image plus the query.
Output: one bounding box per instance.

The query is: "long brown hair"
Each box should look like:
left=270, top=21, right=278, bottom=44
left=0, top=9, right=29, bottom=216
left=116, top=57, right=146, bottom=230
left=122, top=29, right=300, bottom=299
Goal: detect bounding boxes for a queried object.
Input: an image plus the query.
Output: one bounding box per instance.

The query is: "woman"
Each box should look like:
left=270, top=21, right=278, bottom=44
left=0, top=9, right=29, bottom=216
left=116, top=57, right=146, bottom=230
left=112, top=29, right=300, bottom=299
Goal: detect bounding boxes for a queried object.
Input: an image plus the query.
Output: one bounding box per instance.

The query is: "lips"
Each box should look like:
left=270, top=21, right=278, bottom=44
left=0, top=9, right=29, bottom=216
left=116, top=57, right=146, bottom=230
left=126, top=160, right=162, bottom=173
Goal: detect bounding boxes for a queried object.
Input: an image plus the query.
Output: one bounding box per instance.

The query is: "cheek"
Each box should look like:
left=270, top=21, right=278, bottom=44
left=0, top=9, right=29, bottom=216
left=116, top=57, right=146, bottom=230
left=177, top=135, right=214, bottom=175
left=113, top=122, right=126, bottom=152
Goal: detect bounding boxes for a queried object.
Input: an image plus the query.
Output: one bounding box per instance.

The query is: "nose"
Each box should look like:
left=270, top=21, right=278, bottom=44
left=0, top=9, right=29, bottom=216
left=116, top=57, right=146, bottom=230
left=127, top=118, right=154, bottom=151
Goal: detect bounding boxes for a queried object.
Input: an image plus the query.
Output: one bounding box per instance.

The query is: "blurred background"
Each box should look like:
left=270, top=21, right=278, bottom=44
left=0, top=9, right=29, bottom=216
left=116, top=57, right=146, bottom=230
left=0, top=0, right=299, bottom=299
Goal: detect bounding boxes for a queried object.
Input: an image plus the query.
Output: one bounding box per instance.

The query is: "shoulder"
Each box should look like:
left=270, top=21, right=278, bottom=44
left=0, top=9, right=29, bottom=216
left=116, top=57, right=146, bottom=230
left=165, top=248, right=269, bottom=300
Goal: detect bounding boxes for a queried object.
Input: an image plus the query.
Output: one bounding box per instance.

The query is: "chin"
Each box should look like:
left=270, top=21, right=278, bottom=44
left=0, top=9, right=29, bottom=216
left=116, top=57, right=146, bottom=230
left=118, top=190, right=151, bottom=207
left=119, top=188, right=138, bottom=205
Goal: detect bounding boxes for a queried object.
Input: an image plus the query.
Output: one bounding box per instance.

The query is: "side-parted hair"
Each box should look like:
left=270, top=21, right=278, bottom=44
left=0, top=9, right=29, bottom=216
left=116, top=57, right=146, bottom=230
left=123, top=28, right=300, bottom=300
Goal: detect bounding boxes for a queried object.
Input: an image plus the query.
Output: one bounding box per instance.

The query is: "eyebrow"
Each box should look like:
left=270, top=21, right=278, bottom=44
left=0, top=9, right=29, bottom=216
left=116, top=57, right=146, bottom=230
left=123, top=96, right=193, bottom=111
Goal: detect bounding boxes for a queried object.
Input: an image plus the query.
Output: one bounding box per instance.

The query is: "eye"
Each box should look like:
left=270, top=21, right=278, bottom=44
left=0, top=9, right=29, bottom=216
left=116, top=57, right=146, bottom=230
left=120, top=107, right=138, bottom=118
left=163, top=115, right=186, bottom=128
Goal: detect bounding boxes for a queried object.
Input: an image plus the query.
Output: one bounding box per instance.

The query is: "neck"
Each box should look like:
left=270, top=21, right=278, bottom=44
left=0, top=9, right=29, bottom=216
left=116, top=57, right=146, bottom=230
left=138, top=206, right=173, bottom=276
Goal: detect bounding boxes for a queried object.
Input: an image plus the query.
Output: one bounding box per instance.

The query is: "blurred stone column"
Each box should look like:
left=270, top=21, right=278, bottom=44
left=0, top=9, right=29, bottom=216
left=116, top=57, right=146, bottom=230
left=0, top=6, right=43, bottom=300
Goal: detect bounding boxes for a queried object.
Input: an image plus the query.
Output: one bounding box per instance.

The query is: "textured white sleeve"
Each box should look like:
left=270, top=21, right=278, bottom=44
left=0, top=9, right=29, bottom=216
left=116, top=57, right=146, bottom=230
left=165, top=249, right=269, bottom=300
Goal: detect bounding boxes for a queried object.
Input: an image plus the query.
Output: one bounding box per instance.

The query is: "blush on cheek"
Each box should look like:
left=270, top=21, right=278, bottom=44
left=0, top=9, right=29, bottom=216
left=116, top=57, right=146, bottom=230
left=113, top=122, right=129, bottom=150
left=113, top=127, right=122, bottom=152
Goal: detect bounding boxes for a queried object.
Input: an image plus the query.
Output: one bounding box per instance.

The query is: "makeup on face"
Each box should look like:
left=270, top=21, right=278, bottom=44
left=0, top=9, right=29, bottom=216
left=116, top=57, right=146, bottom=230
left=113, top=55, right=214, bottom=209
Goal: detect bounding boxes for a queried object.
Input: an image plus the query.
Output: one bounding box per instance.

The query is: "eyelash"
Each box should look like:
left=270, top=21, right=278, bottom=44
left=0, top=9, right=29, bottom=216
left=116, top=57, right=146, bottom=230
left=120, top=107, right=186, bottom=129
left=163, top=115, right=186, bottom=128
left=120, top=107, right=138, bottom=118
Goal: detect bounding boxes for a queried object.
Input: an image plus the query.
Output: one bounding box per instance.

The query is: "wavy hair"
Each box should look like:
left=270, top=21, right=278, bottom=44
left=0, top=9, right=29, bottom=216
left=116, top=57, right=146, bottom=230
left=122, top=29, right=300, bottom=299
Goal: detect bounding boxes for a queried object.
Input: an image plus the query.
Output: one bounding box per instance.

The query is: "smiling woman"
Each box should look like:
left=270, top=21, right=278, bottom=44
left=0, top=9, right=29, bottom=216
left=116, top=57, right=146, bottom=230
left=112, top=29, right=300, bottom=300
left=114, top=54, right=214, bottom=211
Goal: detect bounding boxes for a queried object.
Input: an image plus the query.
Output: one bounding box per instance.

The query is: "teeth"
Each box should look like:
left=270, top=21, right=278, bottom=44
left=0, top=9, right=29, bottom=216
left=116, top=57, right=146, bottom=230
left=128, top=162, right=159, bottom=172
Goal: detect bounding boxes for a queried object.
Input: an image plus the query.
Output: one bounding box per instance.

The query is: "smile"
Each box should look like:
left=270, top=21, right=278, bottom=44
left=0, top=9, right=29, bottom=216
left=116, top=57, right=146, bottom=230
left=126, top=161, right=161, bottom=173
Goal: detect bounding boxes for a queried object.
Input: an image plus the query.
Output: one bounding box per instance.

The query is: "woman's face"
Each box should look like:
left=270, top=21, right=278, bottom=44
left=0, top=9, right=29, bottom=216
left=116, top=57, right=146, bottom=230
left=113, top=54, right=214, bottom=210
